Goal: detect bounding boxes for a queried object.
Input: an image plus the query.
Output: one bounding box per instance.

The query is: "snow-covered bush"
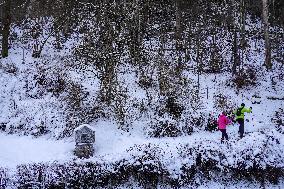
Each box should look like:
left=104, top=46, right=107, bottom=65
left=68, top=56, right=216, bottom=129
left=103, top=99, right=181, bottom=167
left=148, top=114, right=182, bottom=138
left=176, top=131, right=284, bottom=185
left=231, top=65, right=258, bottom=89
left=213, top=93, right=236, bottom=114
left=164, top=97, right=184, bottom=119
left=178, top=140, right=226, bottom=184
left=0, top=123, right=5, bottom=131
left=60, top=81, right=91, bottom=137
left=0, top=61, right=18, bottom=75
left=126, top=143, right=166, bottom=188
left=147, top=96, right=184, bottom=137
left=16, top=164, right=46, bottom=188
left=148, top=97, right=205, bottom=137
left=204, top=46, right=224, bottom=74
left=111, top=85, right=130, bottom=129
left=15, top=162, right=118, bottom=188
left=34, top=63, right=68, bottom=98
left=187, top=112, right=206, bottom=130
left=13, top=144, right=167, bottom=188
left=227, top=131, right=284, bottom=183
left=189, top=87, right=204, bottom=112
left=272, top=108, right=284, bottom=134
left=0, top=168, right=8, bottom=188
left=138, top=74, right=154, bottom=89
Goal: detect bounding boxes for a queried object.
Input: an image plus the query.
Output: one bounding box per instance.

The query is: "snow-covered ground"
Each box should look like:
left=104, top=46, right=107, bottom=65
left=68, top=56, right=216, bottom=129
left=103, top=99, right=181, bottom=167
left=1, top=120, right=284, bottom=188
left=1, top=116, right=283, bottom=168
left=0, top=19, right=283, bottom=188
left=0, top=47, right=283, bottom=169
left=0, top=133, right=74, bottom=168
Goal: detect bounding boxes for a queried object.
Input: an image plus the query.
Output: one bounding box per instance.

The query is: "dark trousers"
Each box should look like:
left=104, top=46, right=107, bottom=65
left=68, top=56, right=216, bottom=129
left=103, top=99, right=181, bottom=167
left=237, top=119, right=244, bottom=138
left=220, top=129, right=228, bottom=142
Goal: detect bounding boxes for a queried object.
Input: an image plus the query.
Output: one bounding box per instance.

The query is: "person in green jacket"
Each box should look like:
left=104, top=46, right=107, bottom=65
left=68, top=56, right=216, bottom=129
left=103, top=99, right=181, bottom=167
left=234, top=103, right=252, bottom=138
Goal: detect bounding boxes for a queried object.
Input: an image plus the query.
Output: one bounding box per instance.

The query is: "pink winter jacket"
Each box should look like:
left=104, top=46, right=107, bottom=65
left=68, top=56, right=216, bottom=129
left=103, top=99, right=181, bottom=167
left=218, top=114, right=231, bottom=130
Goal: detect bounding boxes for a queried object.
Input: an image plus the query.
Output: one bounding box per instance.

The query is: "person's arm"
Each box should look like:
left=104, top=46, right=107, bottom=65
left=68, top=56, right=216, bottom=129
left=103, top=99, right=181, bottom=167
left=226, top=116, right=232, bottom=125
left=242, top=107, right=252, bottom=113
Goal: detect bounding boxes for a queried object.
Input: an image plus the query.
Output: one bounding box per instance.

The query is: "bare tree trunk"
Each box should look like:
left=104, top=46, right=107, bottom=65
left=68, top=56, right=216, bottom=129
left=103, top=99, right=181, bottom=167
left=196, top=31, right=201, bottom=89
left=227, top=0, right=235, bottom=31
left=240, top=0, right=246, bottom=69
left=54, top=21, right=62, bottom=50
left=262, top=0, right=272, bottom=69
left=128, top=0, right=141, bottom=65
left=184, top=22, right=191, bottom=62
left=175, top=0, right=183, bottom=77
left=158, top=28, right=167, bottom=96
left=175, top=0, right=181, bottom=50
left=98, top=3, right=118, bottom=105
left=232, top=29, right=240, bottom=75
left=229, top=0, right=239, bottom=75
left=1, top=0, right=11, bottom=58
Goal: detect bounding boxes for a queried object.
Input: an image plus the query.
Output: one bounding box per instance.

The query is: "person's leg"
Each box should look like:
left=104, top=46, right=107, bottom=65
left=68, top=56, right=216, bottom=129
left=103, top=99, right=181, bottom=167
left=220, top=129, right=225, bottom=143
left=224, top=129, right=229, bottom=140
left=208, top=122, right=213, bottom=131
left=237, top=119, right=241, bottom=135
left=238, top=119, right=244, bottom=138
left=241, top=119, right=245, bottom=137
left=205, top=123, right=209, bottom=131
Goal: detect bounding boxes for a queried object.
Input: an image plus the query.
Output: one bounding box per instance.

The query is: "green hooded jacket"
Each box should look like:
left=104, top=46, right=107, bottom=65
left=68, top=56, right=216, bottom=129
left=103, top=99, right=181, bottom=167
left=234, top=107, right=252, bottom=120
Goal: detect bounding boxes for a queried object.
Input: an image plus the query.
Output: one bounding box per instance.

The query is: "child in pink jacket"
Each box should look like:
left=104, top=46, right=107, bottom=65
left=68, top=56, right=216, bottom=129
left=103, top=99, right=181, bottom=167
left=218, top=112, right=232, bottom=143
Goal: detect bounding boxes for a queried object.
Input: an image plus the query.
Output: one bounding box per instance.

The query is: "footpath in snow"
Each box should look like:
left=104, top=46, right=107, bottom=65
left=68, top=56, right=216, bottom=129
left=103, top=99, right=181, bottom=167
left=0, top=117, right=281, bottom=169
